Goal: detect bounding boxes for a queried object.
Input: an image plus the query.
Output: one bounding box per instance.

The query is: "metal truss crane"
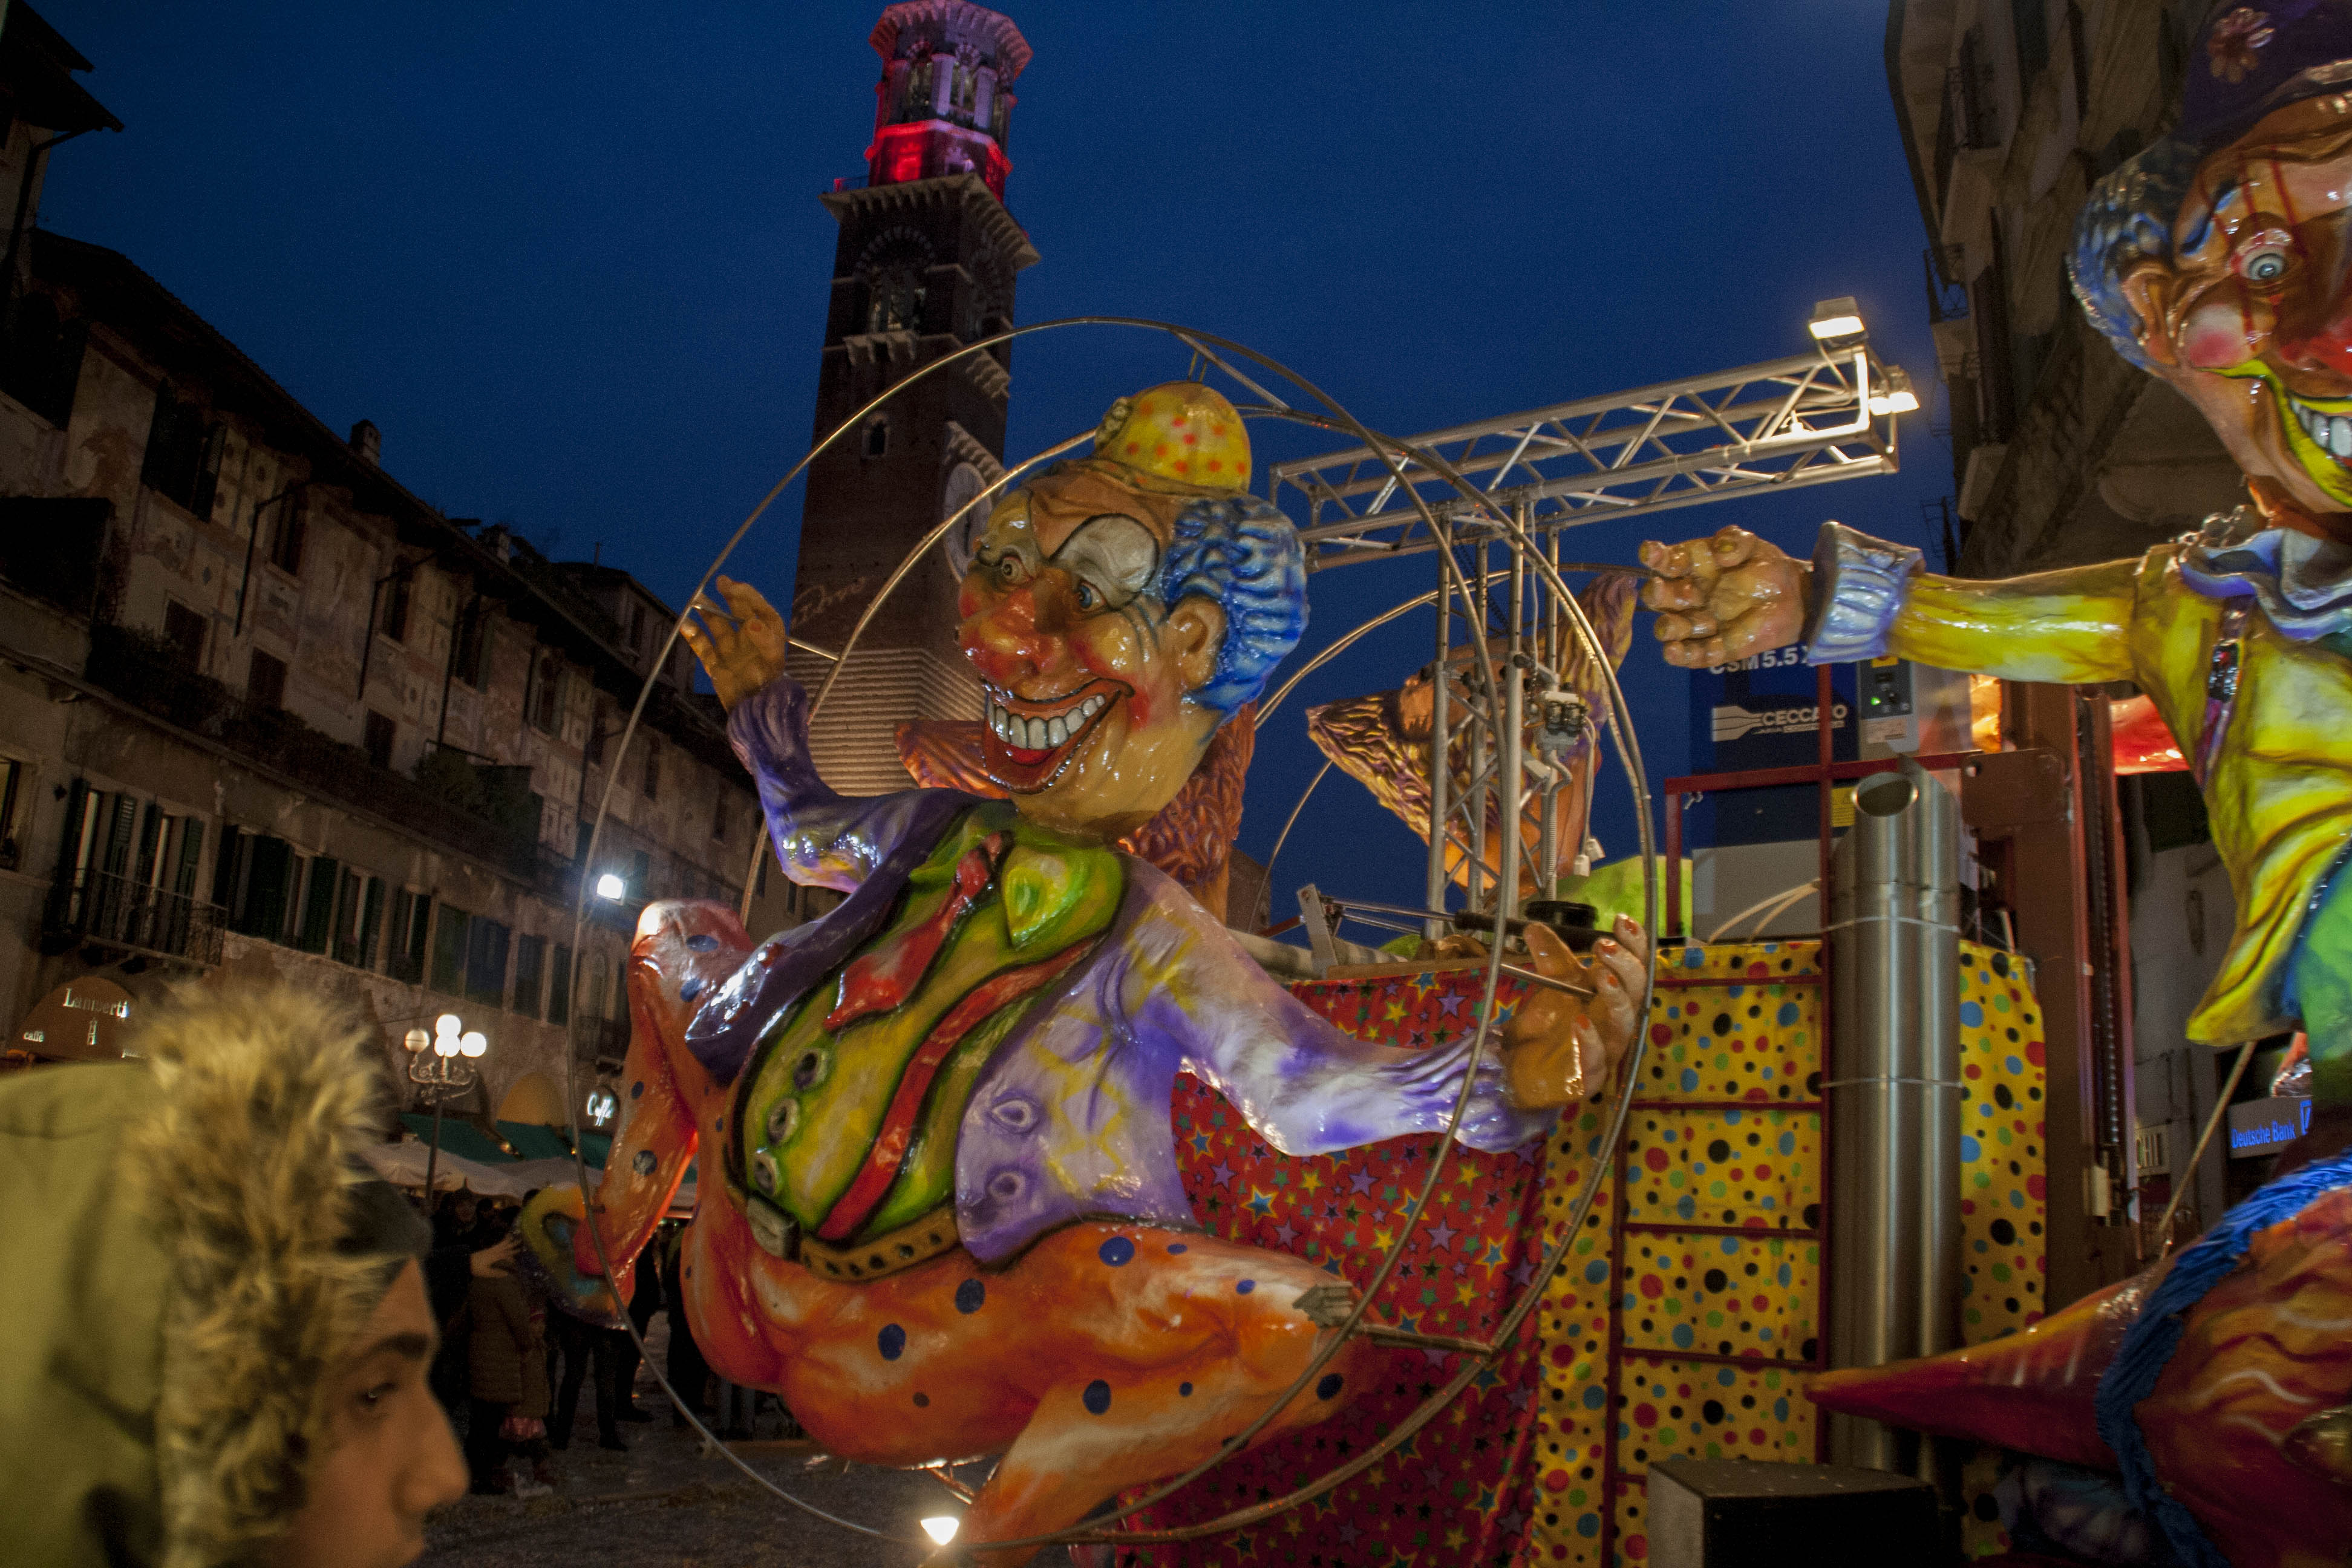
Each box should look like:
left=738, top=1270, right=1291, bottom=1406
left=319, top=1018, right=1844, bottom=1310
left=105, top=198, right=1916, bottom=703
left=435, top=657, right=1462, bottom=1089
left=1252, top=313, right=1915, bottom=938
left=1268, top=342, right=1907, bottom=572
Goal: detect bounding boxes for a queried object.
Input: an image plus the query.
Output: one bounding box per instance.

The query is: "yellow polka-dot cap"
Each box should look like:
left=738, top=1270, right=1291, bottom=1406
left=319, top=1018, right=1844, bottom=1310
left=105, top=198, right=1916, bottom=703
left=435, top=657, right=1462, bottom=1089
left=1089, top=381, right=1250, bottom=493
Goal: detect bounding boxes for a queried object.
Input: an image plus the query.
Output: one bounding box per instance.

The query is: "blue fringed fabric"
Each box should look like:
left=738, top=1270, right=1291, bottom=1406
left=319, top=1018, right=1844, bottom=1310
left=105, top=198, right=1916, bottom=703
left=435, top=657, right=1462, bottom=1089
left=2092, top=1148, right=2352, bottom=1567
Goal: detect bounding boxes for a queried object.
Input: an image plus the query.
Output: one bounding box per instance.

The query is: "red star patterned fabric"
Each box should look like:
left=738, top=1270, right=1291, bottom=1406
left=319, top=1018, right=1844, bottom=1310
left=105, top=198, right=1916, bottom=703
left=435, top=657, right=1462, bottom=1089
left=1119, top=967, right=1557, bottom=1567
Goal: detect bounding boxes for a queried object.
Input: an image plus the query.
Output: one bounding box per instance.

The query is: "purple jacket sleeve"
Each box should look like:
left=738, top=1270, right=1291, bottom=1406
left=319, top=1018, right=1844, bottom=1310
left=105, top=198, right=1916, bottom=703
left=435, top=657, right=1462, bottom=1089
left=725, top=675, right=948, bottom=893
left=1129, top=863, right=1555, bottom=1156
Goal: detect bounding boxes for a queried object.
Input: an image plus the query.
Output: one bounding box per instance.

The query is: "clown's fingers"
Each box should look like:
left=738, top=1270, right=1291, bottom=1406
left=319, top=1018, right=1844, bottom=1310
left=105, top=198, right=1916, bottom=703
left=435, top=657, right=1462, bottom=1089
left=688, top=593, right=743, bottom=662
left=1522, top=920, right=1577, bottom=981
left=1702, top=525, right=1765, bottom=570
left=714, top=576, right=788, bottom=640
left=1638, top=538, right=1721, bottom=602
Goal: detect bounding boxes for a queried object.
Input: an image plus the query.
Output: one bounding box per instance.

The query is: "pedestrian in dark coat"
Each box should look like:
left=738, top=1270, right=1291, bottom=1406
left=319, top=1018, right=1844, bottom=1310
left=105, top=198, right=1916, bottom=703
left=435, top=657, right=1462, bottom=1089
left=464, top=1255, right=553, bottom=1492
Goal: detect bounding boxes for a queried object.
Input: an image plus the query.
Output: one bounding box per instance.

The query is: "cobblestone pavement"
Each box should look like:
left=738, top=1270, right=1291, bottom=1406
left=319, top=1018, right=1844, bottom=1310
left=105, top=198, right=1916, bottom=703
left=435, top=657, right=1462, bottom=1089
left=414, top=1327, right=1079, bottom=1568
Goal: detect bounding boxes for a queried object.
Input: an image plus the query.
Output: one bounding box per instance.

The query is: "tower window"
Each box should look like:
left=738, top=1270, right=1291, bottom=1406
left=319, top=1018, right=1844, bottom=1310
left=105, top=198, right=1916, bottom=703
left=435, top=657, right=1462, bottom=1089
left=863, top=417, right=890, bottom=459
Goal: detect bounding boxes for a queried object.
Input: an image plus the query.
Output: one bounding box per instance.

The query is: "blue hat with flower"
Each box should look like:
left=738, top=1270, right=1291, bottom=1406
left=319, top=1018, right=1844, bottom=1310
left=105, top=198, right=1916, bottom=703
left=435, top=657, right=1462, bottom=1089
left=2073, top=2, right=2352, bottom=366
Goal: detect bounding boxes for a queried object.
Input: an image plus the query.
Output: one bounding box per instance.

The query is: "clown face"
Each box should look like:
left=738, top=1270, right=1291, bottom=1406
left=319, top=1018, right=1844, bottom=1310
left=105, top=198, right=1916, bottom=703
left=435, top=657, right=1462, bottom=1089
left=957, top=465, right=1227, bottom=840
left=2127, top=94, right=2352, bottom=518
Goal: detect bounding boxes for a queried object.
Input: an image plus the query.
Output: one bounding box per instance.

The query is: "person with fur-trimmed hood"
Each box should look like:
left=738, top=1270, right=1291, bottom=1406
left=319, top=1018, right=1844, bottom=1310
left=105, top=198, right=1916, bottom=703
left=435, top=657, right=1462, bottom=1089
left=0, top=987, right=469, bottom=1568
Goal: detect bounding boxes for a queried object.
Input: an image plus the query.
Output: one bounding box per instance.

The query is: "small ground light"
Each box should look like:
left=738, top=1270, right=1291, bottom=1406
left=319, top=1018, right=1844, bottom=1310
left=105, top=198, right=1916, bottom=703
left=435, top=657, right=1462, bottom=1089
left=596, top=872, right=627, bottom=900
left=920, top=1517, right=959, bottom=1546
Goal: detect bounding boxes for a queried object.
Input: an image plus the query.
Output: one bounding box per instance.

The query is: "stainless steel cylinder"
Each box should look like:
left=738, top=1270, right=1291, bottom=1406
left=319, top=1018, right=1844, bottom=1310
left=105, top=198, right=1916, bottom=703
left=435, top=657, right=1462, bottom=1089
left=1825, top=758, right=1961, bottom=1478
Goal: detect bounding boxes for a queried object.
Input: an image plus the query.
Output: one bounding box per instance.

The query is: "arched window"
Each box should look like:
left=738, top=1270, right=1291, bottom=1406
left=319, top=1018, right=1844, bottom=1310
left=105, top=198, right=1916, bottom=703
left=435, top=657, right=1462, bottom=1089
left=863, top=416, right=890, bottom=459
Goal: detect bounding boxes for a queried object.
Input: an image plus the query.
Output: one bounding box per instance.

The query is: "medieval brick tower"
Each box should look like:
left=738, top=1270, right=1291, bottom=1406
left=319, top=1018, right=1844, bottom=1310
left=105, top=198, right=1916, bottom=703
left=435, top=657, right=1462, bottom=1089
left=788, top=0, right=1037, bottom=793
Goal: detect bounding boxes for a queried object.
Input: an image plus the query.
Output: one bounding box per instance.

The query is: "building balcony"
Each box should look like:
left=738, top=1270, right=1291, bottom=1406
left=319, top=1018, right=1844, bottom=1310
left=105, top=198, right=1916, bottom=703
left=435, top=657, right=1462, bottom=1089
left=44, top=866, right=226, bottom=967
left=83, top=622, right=577, bottom=900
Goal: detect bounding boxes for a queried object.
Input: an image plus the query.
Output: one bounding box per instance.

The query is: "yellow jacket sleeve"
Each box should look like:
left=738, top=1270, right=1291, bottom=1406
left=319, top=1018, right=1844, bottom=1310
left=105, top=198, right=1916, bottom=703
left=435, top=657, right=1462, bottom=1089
left=1884, top=558, right=2140, bottom=685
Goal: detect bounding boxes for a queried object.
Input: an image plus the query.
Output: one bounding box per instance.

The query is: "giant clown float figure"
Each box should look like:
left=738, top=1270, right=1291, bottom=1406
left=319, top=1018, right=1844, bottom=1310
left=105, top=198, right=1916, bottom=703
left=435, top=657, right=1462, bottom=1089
left=1641, top=5, right=2352, bottom=1564
left=519, top=383, right=1649, bottom=1564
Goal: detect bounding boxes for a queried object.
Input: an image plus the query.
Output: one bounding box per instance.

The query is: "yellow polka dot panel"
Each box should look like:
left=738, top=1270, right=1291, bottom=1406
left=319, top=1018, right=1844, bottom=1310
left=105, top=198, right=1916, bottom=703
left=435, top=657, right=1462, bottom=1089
left=1640, top=941, right=1823, bottom=1105
left=1520, top=939, right=2048, bottom=1567
left=1619, top=1107, right=1820, bottom=1231
left=1616, top=1233, right=1818, bottom=1361
left=1955, top=944, right=2049, bottom=1342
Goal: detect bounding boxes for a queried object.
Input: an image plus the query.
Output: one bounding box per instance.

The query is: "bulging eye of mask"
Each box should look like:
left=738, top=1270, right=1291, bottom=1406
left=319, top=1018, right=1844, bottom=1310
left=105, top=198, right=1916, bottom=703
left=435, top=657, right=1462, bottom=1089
left=1052, top=514, right=1160, bottom=612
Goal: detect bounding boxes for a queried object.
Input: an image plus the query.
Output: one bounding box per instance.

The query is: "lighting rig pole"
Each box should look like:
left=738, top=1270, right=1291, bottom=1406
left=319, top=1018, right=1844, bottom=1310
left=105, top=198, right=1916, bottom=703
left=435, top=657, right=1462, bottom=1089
left=402, top=1013, right=487, bottom=1208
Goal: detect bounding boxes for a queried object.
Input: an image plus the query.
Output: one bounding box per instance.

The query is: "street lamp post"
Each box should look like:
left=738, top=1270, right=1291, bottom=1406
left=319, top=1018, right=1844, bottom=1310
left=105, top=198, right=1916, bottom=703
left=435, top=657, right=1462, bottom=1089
left=403, top=1013, right=487, bottom=1208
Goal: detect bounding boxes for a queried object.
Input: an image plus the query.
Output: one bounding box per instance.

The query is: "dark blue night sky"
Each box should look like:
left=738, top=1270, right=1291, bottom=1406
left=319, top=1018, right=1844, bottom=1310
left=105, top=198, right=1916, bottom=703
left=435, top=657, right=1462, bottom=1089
left=32, top=1, right=1957, bottom=914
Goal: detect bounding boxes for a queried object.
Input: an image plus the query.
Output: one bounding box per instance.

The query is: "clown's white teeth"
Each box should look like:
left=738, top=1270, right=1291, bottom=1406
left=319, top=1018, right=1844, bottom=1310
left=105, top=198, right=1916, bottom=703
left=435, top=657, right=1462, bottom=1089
left=2291, top=396, right=2352, bottom=459
left=985, top=690, right=1111, bottom=750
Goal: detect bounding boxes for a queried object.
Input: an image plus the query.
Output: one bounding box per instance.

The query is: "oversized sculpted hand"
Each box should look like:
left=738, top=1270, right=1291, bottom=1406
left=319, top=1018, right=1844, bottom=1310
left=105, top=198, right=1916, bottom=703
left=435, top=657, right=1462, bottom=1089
left=1639, top=526, right=1811, bottom=669
left=1500, top=915, right=1650, bottom=1109
left=680, top=575, right=791, bottom=712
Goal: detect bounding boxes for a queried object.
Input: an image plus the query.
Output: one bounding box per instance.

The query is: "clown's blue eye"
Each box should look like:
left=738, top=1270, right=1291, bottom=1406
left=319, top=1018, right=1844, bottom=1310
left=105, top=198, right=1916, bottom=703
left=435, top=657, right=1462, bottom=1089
left=2236, top=233, right=2295, bottom=284
left=1073, top=581, right=1097, bottom=610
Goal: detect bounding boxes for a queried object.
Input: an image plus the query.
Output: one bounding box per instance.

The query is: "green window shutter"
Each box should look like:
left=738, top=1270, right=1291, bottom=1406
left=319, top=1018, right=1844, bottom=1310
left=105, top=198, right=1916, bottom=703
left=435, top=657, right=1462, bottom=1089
left=296, top=857, right=338, bottom=953
left=431, top=906, right=470, bottom=995
left=174, top=819, right=204, bottom=900
left=356, top=877, right=385, bottom=970
left=465, top=917, right=511, bottom=1010
left=512, top=934, right=546, bottom=1021
left=547, top=943, right=572, bottom=1026
left=241, top=836, right=293, bottom=940
left=99, top=794, right=137, bottom=881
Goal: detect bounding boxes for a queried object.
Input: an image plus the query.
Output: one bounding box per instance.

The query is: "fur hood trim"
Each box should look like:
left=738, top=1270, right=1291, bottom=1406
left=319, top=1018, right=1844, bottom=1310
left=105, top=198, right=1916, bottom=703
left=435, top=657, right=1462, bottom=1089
left=125, top=985, right=390, bottom=1568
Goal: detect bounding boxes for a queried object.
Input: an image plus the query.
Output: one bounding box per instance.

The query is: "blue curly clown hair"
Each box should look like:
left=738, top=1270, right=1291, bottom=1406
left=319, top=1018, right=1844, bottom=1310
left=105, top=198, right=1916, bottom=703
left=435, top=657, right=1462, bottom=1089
left=1155, top=493, right=1307, bottom=716
left=2069, top=133, right=2207, bottom=370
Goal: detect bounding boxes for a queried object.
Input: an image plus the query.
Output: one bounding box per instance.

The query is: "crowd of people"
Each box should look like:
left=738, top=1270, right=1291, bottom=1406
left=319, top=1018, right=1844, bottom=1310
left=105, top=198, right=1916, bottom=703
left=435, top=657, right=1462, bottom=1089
left=420, top=1190, right=793, bottom=1500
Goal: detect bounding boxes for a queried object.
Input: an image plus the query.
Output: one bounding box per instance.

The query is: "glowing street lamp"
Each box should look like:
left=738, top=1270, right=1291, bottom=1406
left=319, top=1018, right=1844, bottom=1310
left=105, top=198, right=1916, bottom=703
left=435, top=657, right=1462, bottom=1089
left=920, top=1517, right=960, bottom=1547
left=595, top=872, right=627, bottom=901
left=403, top=1011, right=488, bottom=1207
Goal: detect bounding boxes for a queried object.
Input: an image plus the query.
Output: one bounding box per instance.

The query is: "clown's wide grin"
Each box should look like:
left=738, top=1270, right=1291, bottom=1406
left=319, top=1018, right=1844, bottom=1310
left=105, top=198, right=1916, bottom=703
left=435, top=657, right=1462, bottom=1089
left=2267, top=377, right=2352, bottom=506
left=982, top=677, right=1129, bottom=788
left=2285, top=389, right=2352, bottom=460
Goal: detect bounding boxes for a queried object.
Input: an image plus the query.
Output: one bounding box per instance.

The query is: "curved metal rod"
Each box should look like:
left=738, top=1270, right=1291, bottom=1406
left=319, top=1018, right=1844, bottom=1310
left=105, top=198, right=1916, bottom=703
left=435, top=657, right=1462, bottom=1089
left=1253, top=589, right=1439, bottom=727
left=1065, top=486, right=1659, bottom=1547
left=805, top=430, right=1093, bottom=725
left=977, top=339, right=1546, bottom=1552
left=1257, top=758, right=1332, bottom=901
left=1019, top=335, right=1665, bottom=1552
left=730, top=428, right=1095, bottom=925
left=557, top=315, right=1656, bottom=1555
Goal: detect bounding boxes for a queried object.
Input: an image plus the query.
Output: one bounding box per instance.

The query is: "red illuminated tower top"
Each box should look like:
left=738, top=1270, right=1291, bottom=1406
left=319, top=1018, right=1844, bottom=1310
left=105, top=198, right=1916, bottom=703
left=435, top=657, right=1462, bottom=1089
left=864, top=1, right=1030, bottom=203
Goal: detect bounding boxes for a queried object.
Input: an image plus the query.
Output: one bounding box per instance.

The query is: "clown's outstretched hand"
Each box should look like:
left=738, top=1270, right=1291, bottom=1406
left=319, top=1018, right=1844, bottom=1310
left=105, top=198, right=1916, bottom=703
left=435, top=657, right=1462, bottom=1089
left=1500, top=915, right=1648, bottom=1109
left=681, top=575, right=791, bottom=712
left=1640, top=526, right=1810, bottom=669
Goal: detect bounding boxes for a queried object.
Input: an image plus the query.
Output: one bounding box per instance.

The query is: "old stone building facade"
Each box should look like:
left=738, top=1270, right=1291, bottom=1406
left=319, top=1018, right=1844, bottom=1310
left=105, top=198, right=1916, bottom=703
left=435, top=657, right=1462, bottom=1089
left=1888, top=0, right=2244, bottom=572
left=0, top=8, right=790, bottom=1119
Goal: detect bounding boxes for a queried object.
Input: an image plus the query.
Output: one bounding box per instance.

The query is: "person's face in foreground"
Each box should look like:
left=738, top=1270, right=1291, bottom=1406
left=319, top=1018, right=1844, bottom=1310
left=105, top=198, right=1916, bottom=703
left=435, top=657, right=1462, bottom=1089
left=263, top=1259, right=467, bottom=1568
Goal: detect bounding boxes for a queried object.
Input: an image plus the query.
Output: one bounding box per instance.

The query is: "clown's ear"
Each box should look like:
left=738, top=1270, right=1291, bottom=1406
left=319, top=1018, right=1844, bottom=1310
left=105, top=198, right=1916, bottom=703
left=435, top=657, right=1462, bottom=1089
left=1168, top=596, right=1227, bottom=698
left=2116, top=259, right=2185, bottom=368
